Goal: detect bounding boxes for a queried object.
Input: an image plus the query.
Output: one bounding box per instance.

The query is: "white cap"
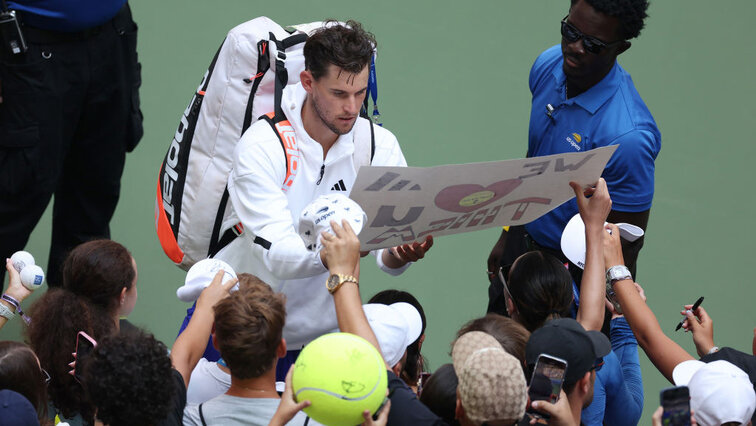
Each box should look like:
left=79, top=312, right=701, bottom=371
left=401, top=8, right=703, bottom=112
left=176, top=258, right=238, bottom=302
left=672, top=360, right=756, bottom=426
left=362, top=302, right=422, bottom=367
left=560, top=213, right=644, bottom=269
left=298, top=194, right=366, bottom=252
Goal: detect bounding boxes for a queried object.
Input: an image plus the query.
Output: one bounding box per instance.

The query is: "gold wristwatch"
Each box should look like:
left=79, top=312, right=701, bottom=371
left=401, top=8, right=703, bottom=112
left=326, top=273, right=359, bottom=294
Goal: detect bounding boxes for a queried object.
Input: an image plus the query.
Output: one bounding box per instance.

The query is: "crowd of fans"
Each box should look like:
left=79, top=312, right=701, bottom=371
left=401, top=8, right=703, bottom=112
left=1, top=177, right=754, bottom=426
left=1, top=1, right=755, bottom=424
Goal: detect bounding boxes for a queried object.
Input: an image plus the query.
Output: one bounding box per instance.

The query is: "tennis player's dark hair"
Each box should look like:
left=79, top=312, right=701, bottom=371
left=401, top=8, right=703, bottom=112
left=304, top=20, right=376, bottom=80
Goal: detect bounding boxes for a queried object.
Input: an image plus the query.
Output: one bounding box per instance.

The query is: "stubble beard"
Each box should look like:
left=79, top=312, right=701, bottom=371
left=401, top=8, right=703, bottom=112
left=311, top=94, right=355, bottom=136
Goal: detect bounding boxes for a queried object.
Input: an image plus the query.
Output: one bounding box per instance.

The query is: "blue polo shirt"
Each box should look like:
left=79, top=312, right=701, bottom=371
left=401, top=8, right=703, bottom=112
left=8, top=0, right=126, bottom=32
left=525, top=45, right=661, bottom=250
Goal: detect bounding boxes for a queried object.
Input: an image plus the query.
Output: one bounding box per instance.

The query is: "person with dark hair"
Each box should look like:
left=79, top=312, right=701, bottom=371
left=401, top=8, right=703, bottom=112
left=25, top=287, right=116, bottom=423
left=0, top=341, right=50, bottom=424
left=182, top=273, right=312, bottom=425
left=214, top=19, right=432, bottom=381
left=456, top=313, right=530, bottom=372
left=418, top=364, right=459, bottom=426
left=61, top=239, right=138, bottom=321
left=368, top=289, right=427, bottom=391
left=22, top=239, right=138, bottom=423
left=488, top=0, right=660, bottom=315
left=497, top=180, right=644, bottom=425
left=83, top=330, right=177, bottom=426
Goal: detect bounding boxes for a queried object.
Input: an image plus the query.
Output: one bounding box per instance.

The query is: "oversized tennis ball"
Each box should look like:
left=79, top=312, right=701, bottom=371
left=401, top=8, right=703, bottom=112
left=20, top=265, right=45, bottom=291
left=292, top=333, right=387, bottom=426
left=10, top=251, right=35, bottom=273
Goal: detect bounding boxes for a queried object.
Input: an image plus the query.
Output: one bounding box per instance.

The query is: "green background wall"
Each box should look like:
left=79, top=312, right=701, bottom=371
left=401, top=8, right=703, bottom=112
left=4, top=1, right=756, bottom=423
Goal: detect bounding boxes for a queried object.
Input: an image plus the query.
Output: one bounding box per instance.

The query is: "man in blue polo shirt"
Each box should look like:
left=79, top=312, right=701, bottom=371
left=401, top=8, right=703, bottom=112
left=488, top=0, right=660, bottom=314
left=0, top=0, right=142, bottom=287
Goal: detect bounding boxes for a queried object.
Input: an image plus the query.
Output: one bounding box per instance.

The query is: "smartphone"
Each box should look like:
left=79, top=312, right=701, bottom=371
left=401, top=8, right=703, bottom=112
left=74, top=331, right=97, bottom=384
left=526, top=354, right=568, bottom=420
left=660, top=386, right=691, bottom=426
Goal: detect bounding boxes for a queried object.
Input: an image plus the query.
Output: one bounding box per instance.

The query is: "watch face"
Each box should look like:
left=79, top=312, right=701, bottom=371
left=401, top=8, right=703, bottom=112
left=327, top=274, right=340, bottom=290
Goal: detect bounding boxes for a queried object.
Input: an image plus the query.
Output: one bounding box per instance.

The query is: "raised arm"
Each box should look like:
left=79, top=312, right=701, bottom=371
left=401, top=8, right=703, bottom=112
left=320, top=220, right=383, bottom=359
left=603, top=224, right=693, bottom=383
left=170, top=270, right=237, bottom=386
left=571, top=178, right=612, bottom=331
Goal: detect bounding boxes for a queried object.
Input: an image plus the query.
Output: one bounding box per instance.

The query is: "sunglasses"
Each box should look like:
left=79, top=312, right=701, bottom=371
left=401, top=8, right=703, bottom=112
left=560, top=15, right=623, bottom=54
left=497, top=265, right=514, bottom=301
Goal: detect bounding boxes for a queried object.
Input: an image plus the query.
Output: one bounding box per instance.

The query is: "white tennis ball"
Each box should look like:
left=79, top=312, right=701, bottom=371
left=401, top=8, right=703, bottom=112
left=20, top=265, right=45, bottom=291
left=10, top=251, right=35, bottom=273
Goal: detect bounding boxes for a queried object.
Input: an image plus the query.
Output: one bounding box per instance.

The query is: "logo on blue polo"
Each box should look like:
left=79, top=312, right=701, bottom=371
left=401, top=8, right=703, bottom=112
left=565, top=132, right=583, bottom=151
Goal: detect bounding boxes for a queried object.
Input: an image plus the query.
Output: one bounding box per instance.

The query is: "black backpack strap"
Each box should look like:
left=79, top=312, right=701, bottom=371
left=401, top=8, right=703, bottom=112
left=242, top=39, right=272, bottom=135
left=208, top=32, right=308, bottom=259
left=199, top=403, right=207, bottom=426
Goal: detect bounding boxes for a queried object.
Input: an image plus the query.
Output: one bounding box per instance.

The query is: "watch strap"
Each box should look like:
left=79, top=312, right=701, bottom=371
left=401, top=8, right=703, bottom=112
left=327, top=273, right=359, bottom=294
left=606, top=265, right=632, bottom=286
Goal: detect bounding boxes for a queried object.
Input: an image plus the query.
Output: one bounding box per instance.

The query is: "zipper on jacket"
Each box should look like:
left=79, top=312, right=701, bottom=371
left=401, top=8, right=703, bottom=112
left=316, top=164, right=325, bottom=185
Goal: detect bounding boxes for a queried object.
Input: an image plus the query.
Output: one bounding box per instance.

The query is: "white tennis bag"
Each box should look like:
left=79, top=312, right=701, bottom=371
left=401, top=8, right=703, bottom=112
left=155, top=17, right=378, bottom=270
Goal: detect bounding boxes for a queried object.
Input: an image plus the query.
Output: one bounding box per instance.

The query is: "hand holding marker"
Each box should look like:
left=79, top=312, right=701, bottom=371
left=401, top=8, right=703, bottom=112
left=675, top=296, right=703, bottom=331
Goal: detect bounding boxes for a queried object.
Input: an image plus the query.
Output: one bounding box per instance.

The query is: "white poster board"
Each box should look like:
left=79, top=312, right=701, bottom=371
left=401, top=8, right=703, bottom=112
left=350, top=146, right=617, bottom=251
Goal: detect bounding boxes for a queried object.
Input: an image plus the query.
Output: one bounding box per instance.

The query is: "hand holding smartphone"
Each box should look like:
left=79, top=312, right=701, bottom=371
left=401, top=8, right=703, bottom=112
left=526, top=354, right=568, bottom=420
left=73, top=331, right=97, bottom=384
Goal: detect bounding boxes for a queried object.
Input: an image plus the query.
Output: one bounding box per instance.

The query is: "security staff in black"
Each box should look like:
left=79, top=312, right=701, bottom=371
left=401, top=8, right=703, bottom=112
left=0, top=0, right=142, bottom=286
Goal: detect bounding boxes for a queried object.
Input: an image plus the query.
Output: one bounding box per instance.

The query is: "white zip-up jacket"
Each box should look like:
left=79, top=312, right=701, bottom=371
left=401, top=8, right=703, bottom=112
left=216, top=83, right=408, bottom=348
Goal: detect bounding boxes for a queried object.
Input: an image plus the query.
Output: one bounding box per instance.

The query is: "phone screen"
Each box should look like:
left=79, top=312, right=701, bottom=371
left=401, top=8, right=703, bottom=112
left=74, top=332, right=96, bottom=384
left=526, top=354, right=567, bottom=421
left=529, top=354, right=567, bottom=404
left=661, top=386, right=691, bottom=426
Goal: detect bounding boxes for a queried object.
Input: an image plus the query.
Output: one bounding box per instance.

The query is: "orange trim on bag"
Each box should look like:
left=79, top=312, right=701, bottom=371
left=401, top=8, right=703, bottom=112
left=155, top=179, right=184, bottom=264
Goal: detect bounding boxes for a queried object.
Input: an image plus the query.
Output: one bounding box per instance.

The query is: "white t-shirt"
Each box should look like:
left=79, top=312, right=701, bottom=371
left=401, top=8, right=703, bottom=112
left=186, top=358, right=231, bottom=405
left=183, top=395, right=312, bottom=426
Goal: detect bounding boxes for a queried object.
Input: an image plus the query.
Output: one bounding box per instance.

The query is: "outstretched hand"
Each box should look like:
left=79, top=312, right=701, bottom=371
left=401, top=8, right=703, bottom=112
left=681, top=304, right=715, bottom=357
left=362, top=399, right=391, bottom=426
left=321, top=220, right=361, bottom=276
left=602, top=223, right=625, bottom=269
left=392, top=235, right=433, bottom=263
left=570, top=178, right=611, bottom=231
left=269, top=366, right=311, bottom=426
left=196, top=269, right=238, bottom=313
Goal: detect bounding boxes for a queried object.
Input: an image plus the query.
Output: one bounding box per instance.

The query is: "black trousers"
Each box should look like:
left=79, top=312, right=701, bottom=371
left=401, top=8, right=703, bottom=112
left=0, top=4, right=142, bottom=287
